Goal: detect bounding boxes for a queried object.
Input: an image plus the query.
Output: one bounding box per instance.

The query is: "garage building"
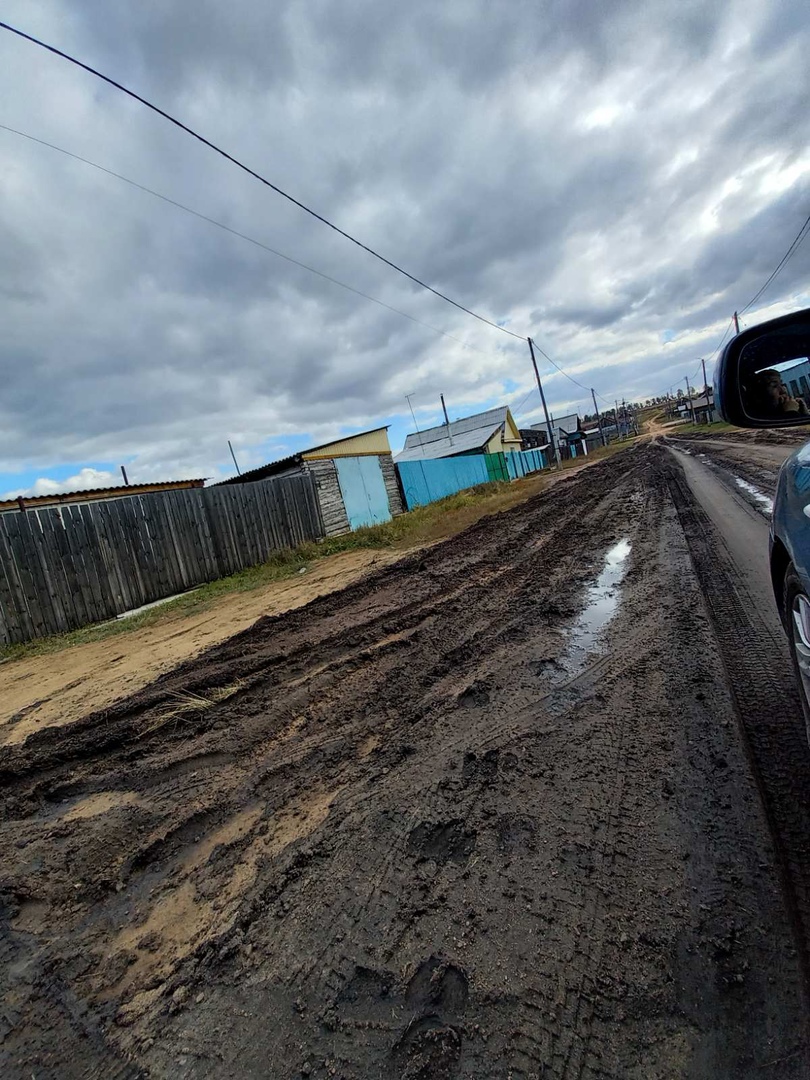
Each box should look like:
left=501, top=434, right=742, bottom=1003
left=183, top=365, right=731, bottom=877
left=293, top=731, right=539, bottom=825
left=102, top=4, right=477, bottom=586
left=220, top=427, right=404, bottom=536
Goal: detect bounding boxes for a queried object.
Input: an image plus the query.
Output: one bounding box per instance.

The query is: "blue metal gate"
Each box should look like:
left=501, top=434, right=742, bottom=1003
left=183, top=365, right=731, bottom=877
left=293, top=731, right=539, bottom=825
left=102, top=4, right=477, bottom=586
left=334, top=456, right=392, bottom=530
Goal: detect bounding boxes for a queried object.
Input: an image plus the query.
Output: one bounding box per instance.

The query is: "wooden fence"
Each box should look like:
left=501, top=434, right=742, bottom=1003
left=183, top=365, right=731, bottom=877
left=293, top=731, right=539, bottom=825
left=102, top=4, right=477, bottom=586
left=0, top=475, right=323, bottom=645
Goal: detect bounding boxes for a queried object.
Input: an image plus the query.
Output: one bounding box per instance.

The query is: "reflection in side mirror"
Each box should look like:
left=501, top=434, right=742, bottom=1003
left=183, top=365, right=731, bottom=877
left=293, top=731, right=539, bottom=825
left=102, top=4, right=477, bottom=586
left=740, top=325, right=810, bottom=423
left=715, top=308, right=810, bottom=429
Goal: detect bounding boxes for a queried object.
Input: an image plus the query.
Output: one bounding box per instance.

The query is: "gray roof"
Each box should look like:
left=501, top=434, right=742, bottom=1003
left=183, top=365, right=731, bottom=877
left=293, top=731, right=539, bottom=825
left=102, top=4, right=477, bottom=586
left=397, top=405, right=512, bottom=462
left=531, top=412, right=580, bottom=436
left=678, top=393, right=714, bottom=411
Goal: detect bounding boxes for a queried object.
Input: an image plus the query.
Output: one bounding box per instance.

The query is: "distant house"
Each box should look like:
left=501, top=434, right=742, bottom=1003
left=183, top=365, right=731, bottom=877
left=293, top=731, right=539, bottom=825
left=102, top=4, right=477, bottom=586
left=519, top=427, right=550, bottom=451
left=396, top=406, right=522, bottom=463
left=220, top=427, right=403, bottom=536
left=583, top=425, right=605, bottom=451
left=0, top=478, right=205, bottom=515
left=525, top=413, right=587, bottom=456
left=677, top=390, right=717, bottom=424
left=546, top=413, right=582, bottom=442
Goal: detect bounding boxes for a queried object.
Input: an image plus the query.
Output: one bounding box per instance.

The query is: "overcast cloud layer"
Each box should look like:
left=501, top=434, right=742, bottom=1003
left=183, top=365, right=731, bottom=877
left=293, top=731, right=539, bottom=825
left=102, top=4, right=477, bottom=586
left=1, top=0, right=809, bottom=494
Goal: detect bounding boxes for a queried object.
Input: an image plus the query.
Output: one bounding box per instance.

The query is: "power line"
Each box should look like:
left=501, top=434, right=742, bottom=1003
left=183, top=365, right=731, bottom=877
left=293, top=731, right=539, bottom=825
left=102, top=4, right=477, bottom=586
left=0, top=22, right=621, bottom=408
left=530, top=339, right=614, bottom=405
left=0, top=122, right=506, bottom=362
left=0, top=19, right=525, bottom=341
left=739, top=211, right=810, bottom=316
left=709, top=317, right=735, bottom=358
left=511, top=385, right=538, bottom=415
left=2, top=122, right=611, bottom=416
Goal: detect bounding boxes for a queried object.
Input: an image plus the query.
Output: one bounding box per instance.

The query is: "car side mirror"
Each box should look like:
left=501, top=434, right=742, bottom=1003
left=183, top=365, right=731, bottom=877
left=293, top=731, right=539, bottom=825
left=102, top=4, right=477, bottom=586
left=714, top=307, right=810, bottom=428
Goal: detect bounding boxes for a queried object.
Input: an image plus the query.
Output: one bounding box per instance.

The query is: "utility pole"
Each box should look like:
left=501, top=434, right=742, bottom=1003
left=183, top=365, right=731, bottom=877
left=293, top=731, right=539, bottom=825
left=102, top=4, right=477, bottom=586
left=440, top=393, right=453, bottom=444
left=701, top=357, right=712, bottom=424
left=228, top=439, right=241, bottom=476
left=684, top=378, right=695, bottom=423
left=528, top=338, right=561, bottom=469
left=591, top=388, right=606, bottom=447
left=615, top=399, right=621, bottom=438
left=733, top=311, right=740, bottom=335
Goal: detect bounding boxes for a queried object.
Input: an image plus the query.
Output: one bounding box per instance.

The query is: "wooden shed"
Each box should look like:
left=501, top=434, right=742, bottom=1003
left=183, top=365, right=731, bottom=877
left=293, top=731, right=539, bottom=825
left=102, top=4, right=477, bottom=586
left=220, top=427, right=404, bottom=536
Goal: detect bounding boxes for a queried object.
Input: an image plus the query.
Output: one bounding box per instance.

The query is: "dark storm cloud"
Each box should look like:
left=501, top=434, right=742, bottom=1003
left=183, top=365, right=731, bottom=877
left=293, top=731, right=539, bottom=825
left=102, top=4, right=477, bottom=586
left=0, top=0, right=809, bottom=491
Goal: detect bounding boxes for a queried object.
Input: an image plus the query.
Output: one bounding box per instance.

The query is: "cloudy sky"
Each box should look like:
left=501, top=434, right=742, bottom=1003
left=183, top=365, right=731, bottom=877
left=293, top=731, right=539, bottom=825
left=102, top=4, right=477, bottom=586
left=1, top=0, right=809, bottom=496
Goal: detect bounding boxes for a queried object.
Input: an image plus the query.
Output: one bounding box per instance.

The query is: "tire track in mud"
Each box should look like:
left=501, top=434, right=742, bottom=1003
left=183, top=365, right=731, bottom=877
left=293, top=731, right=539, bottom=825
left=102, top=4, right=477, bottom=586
left=2, top=444, right=809, bottom=1078
left=664, top=436, right=782, bottom=507
left=663, top=447, right=810, bottom=991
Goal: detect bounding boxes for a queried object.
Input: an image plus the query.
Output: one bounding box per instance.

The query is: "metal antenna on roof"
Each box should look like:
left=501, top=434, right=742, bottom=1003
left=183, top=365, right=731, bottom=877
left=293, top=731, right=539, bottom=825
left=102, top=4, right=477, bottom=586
left=228, top=440, right=242, bottom=475
left=440, top=394, right=454, bottom=445
left=405, top=394, right=427, bottom=456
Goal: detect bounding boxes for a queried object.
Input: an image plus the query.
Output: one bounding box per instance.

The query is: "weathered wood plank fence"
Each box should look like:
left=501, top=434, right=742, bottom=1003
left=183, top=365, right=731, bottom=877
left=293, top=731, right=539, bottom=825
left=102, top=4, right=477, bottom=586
left=0, top=476, right=324, bottom=645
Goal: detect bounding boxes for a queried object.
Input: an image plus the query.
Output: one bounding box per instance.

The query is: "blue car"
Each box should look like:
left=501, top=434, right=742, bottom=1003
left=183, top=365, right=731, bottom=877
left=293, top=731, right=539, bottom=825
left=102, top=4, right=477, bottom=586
left=715, top=307, right=810, bottom=735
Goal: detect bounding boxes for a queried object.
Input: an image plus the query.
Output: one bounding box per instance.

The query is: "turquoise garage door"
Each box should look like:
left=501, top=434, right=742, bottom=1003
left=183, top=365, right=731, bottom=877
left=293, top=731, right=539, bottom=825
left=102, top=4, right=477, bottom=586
left=334, top=456, right=392, bottom=530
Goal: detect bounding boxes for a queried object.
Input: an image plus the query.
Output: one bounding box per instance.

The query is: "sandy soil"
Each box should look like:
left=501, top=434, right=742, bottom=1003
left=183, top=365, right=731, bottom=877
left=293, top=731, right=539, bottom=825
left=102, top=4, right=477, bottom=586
left=0, top=549, right=405, bottom=746
left=2, top=444, right=809, bottom=1078
left=0, top=461, right=597, bottom=745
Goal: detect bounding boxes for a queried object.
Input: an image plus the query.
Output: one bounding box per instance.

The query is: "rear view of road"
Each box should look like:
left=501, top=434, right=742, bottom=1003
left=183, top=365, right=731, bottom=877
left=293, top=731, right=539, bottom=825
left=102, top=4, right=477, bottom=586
left=2, top=444, right=809, bottom=1078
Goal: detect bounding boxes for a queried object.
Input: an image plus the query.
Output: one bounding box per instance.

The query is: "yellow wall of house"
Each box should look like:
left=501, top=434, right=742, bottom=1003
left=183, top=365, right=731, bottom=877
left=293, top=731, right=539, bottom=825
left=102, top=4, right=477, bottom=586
left=504, top=409, right=521, bottom=443
left=487, top=434, right=523, bottom=455
left=486, top=411, right=522, bottom=455
left=302, top=427, right=392, bottom=460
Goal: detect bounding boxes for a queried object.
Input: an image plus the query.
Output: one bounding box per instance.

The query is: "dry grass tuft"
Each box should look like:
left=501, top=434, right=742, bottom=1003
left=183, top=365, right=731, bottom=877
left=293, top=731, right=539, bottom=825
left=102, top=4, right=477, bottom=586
left=139, top=679, right=247, bottom=737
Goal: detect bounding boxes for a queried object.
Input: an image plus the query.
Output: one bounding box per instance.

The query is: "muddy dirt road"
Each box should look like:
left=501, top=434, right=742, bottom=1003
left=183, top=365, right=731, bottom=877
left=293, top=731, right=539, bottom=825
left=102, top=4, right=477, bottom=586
left=665, top=435, right=793, bottom=507
left=2, top=443, right=810, bottom=1078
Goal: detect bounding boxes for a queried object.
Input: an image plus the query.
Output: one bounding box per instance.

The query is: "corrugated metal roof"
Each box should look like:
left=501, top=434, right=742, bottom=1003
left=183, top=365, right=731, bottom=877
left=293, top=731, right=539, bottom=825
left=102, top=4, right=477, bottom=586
left=0, top=478, right=206, bottom=512
left=402, top=406, right=511, bottom=453
left=531, top=412, right=580, bottom=435
left=396, top=423, right=503, bottom=462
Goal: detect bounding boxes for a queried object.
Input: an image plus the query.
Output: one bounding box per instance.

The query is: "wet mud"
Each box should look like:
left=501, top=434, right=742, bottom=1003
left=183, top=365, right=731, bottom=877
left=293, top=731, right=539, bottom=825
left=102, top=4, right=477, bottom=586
left=1, top=444, right=809, bottom=1078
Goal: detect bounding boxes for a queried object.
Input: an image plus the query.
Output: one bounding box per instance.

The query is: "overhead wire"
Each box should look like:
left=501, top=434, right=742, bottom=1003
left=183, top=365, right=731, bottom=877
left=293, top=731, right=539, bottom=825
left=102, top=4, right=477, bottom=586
left=739, top=211, right=810, bottom=316
left=0, top=19, right=525, bottom=341
left=0, top=122, right=507, bottom=362
left=530, top=339, right=614, bottom=404
left=1, top=125, right=614, bottom=415
left=511, top=385, right=538, bottom=415
left=0, top=20, right=645, bottom=419
left=0, top=19, right=621, bottom=406
left=709, top=317, right=735, bottom=359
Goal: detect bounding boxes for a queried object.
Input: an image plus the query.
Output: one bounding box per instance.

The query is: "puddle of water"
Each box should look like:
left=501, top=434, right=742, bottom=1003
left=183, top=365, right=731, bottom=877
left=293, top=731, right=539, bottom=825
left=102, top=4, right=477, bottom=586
left=556, top=539, right=632, bottom=677
left=734, top=477, right=773, bottom=515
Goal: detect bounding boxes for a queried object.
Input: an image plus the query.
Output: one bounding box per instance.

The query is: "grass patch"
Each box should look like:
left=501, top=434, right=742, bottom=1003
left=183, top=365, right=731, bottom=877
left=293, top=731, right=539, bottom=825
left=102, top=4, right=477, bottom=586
left=0, top=444, right=634, bottom=664
left=666, top=420, right=737, bottom=437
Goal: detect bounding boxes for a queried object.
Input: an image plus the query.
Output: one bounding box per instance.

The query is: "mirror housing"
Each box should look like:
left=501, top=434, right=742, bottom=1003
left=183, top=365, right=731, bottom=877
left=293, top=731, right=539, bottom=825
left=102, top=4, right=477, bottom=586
left=714, top=307, right=810, bottom=428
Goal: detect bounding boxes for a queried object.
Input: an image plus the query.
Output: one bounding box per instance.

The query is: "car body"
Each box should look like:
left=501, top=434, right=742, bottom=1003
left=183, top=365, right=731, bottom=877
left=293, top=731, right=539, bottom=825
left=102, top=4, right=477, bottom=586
left=714, top=306, right=810, bottom=739
left=769, top=442, right=810, bottom=625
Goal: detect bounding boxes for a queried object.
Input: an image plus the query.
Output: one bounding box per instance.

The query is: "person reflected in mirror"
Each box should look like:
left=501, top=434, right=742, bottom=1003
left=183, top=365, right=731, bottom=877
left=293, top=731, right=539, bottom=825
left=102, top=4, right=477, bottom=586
left=749, top=369, right=810, bottom=418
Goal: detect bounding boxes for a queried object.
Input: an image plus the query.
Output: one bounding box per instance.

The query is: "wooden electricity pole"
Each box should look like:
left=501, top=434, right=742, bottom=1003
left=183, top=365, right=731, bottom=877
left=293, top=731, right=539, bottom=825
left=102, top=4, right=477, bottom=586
left=684, top=378, right=695, bottom=423
left=701, top=357, right=712, bottom=424
left=528, top=338, right=561, bottom=469
left=591, top=388, right=606, bottom=447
